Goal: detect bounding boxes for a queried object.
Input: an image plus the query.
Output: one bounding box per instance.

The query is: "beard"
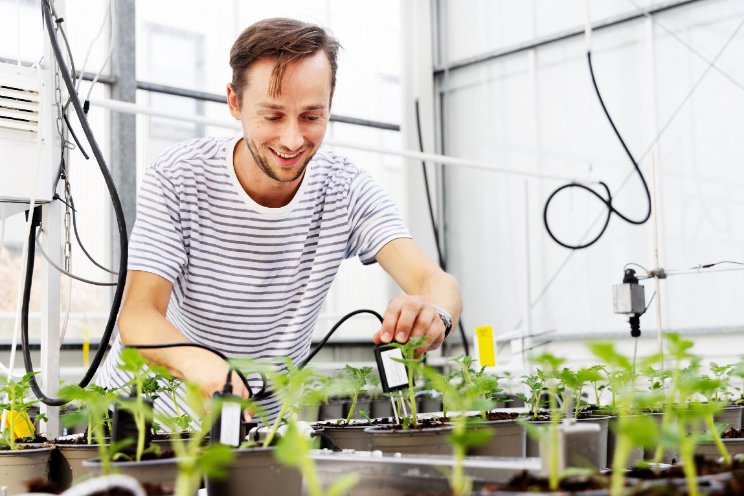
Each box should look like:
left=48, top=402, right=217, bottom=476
left=245, top=139, right=314, bottom=183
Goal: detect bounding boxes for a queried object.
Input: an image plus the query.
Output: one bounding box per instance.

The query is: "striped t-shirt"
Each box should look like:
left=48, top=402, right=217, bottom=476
left=97, top=135, right=410, bottom=424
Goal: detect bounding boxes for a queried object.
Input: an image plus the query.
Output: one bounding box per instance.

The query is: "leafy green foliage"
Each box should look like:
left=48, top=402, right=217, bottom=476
left=0, top=371, right=41, bottom=450
left=341, top=365, right=373, bottom=423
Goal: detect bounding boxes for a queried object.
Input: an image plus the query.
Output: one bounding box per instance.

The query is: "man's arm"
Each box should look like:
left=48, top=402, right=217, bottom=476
left=373, top=238, right=462, bottom=351
left=117, top=270, right=250, bottom=400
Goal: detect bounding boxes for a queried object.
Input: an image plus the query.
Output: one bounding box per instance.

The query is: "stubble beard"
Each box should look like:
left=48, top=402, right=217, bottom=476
left=246, top=139, right=313, bottom=183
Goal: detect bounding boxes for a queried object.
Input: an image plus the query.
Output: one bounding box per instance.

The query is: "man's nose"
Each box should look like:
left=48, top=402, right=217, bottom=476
left=279, top=120, right=304, bottom=151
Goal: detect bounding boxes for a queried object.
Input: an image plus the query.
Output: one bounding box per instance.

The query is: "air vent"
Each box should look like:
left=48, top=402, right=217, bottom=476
left=0, top=83, right=41, bottom=133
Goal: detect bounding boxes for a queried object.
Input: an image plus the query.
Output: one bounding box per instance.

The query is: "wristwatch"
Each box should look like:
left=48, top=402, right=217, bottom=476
left=433, top=305, right=453, bottom=338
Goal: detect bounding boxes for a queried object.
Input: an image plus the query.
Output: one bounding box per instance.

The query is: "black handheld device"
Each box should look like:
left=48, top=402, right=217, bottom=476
left=373, top=344, right=414, bottom=393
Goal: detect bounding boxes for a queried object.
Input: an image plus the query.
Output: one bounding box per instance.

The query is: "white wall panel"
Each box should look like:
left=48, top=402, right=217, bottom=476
left=439, top=0, right=744, bottom=345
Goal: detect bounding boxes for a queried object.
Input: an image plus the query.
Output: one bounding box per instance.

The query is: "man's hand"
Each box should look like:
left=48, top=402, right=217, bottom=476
left=180, top=349, right=253, bottom=421
left=373, top=294, right=445, bottom=353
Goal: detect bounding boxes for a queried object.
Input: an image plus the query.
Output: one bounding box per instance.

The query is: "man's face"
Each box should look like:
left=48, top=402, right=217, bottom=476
left=227, top=52, right=332, bottom=185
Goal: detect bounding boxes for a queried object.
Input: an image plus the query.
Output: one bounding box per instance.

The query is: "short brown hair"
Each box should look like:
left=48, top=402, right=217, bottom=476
left=230, top=18, right=341, bottom=102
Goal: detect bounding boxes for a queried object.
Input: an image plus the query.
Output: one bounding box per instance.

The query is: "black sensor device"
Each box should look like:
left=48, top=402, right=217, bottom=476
left=374, top=344, right=413, bottom=393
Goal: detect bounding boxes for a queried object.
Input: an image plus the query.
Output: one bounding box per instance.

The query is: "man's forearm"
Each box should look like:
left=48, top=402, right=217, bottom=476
left=118, top=303, right=202, bottom=380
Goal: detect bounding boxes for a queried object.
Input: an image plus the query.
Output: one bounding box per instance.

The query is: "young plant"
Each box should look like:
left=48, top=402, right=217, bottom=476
left=708, top=362, right=734, bottom=404
left=423, top=365, right=492, bottom=496
left=158, top=373, right=193, bottom=432
left=231, top=357, right=332, bottom=447
left=116, top=347, right=164, bottom=462
left=558, top=366, right=604, bottom=418
left=0, top=371, right=42, bottom=450
left=341, top=365, right=373, bottom=424
left=451, top=355, right=501, bottom=419
left=589, top=341, right=662, bottom=496
left=518, top=369, right=548, bottom=420
left=389, top=336, right=430, bottom=428
left=528, top=353, right=565, bottom=492
left=158, top=381, right=237, bottom=496
left=59, top=384, right=122, bottom=475
left=651, top=333, right=697, bottom=466
left=275, top=419, right=359, bottom=496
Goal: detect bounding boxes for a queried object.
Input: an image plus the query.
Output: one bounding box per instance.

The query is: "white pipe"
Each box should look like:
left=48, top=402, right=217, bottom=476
left=88, top=97, right=593, bottom=183
left=661, top=266, right=744, bottom=278
left=61, top=474, right=146, bottom=496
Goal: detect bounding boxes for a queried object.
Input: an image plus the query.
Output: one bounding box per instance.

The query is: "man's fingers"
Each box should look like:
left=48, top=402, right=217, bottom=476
left=379, top=296, right=405, bottom=343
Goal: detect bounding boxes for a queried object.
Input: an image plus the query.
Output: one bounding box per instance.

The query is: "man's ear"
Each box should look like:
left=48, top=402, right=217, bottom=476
left=227, top=83, right=241, bottom=120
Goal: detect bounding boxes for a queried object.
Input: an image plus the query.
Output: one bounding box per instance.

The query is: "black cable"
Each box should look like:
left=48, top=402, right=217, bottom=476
left=19, top=1, right=129, bottom=407
left=68, top=192, right=118, bottom=275
left=61, top=114, right=90, bottom=160
left=413, top=100, right=470, bottom=357
left=299, top=309, right=383, bottom=368
left=542, top=51, right=652, bottom=250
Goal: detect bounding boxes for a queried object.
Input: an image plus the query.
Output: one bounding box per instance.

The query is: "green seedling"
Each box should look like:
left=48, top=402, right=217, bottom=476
left=0, top=371, right=43, bottom=450
left=275, top=419, right=359, bottom=496
left=341, top=365, right=373, bottom=424
left=589, top=341, right=662, bottom=496
left=558, top=366, right=604, bottom=418
left=159, top=381, right=237, bottom=496
left=708, top=362, right=734, bottom=404
left=389, top=336, right=430, bottom=428
left=518, top=369, right=549, bottom=420
left=651, top=333, right=696, bottom=467
left=60, top=384, right=122, bottom=475
left=451, top=355, right=502, bottom=419
left=158, top=372, right=193, bottom=432
left=231, top=357, right=335, bottom=447
left=528, top=352, right=565, bottom=492
left=424, top=365, right=492, bottom=496
left=117, top=347, right=168, bottom=462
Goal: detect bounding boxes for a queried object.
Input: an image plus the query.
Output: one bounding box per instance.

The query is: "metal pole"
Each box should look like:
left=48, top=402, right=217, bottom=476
left=646, top=16, right=665, bottom=367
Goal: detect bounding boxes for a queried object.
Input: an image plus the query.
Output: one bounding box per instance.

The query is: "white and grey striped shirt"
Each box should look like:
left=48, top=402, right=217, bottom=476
left=97, top=135, right=410, bottom=424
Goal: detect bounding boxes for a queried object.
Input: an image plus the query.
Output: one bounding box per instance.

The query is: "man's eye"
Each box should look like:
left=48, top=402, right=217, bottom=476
left=303, top=115, right=322, bottom=121
left=264, top=115, right=281, bottom=121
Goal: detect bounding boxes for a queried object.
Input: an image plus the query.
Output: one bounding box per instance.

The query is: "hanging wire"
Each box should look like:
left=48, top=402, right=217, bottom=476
left=514, top=12, right=744, bottom=330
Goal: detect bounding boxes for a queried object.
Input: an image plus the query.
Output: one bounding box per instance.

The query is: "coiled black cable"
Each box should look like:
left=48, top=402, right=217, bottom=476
left=542, top=52, right=652, bottom=250
left=19, top=1, right=129, bottom=407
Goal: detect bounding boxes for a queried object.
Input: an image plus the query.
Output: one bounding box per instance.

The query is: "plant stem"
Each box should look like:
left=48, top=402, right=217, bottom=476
left=451, top=418, right=470, bottom=496
left=408, top=368, right=418, bottom=428
left=678, top=421, right=700, bottom=496
left=345, top=392, right=358, bottom=424
left=302, top=453, right=322, bottom=496
left=94, top=421, right=111, bottom=475
left=704, top=413, right=731, bottom=465
left=175, top=470, right=201, bottom=496
left=609, top=418, right=631, bottom=496
left=135, top=379, right=145, bottom=462
left=9, top=387, right=16, bottom=450
left=263, top=403, right=289, bottom=448
left=548, top=380, right=560, bottom=491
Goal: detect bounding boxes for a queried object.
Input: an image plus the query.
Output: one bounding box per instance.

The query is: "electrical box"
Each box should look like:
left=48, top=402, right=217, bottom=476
left=612, top=281, right=645, bottom=315
left=0, top=61, right=55, bottom=218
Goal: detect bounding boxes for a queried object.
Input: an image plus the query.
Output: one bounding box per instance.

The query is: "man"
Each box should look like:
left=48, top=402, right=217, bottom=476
left=97, top=18, right=461, bottom=421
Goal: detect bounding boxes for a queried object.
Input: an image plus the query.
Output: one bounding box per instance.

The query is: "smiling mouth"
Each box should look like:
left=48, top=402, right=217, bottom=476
left=268, top=147, right=308, bottom=169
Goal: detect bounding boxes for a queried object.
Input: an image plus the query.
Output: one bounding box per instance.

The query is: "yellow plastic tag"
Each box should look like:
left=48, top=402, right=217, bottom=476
left=475, top=326, right=496, bottom=367
left=4, top=410, right=35, bottom=440
left=83, top=325, right=90, bottom=367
